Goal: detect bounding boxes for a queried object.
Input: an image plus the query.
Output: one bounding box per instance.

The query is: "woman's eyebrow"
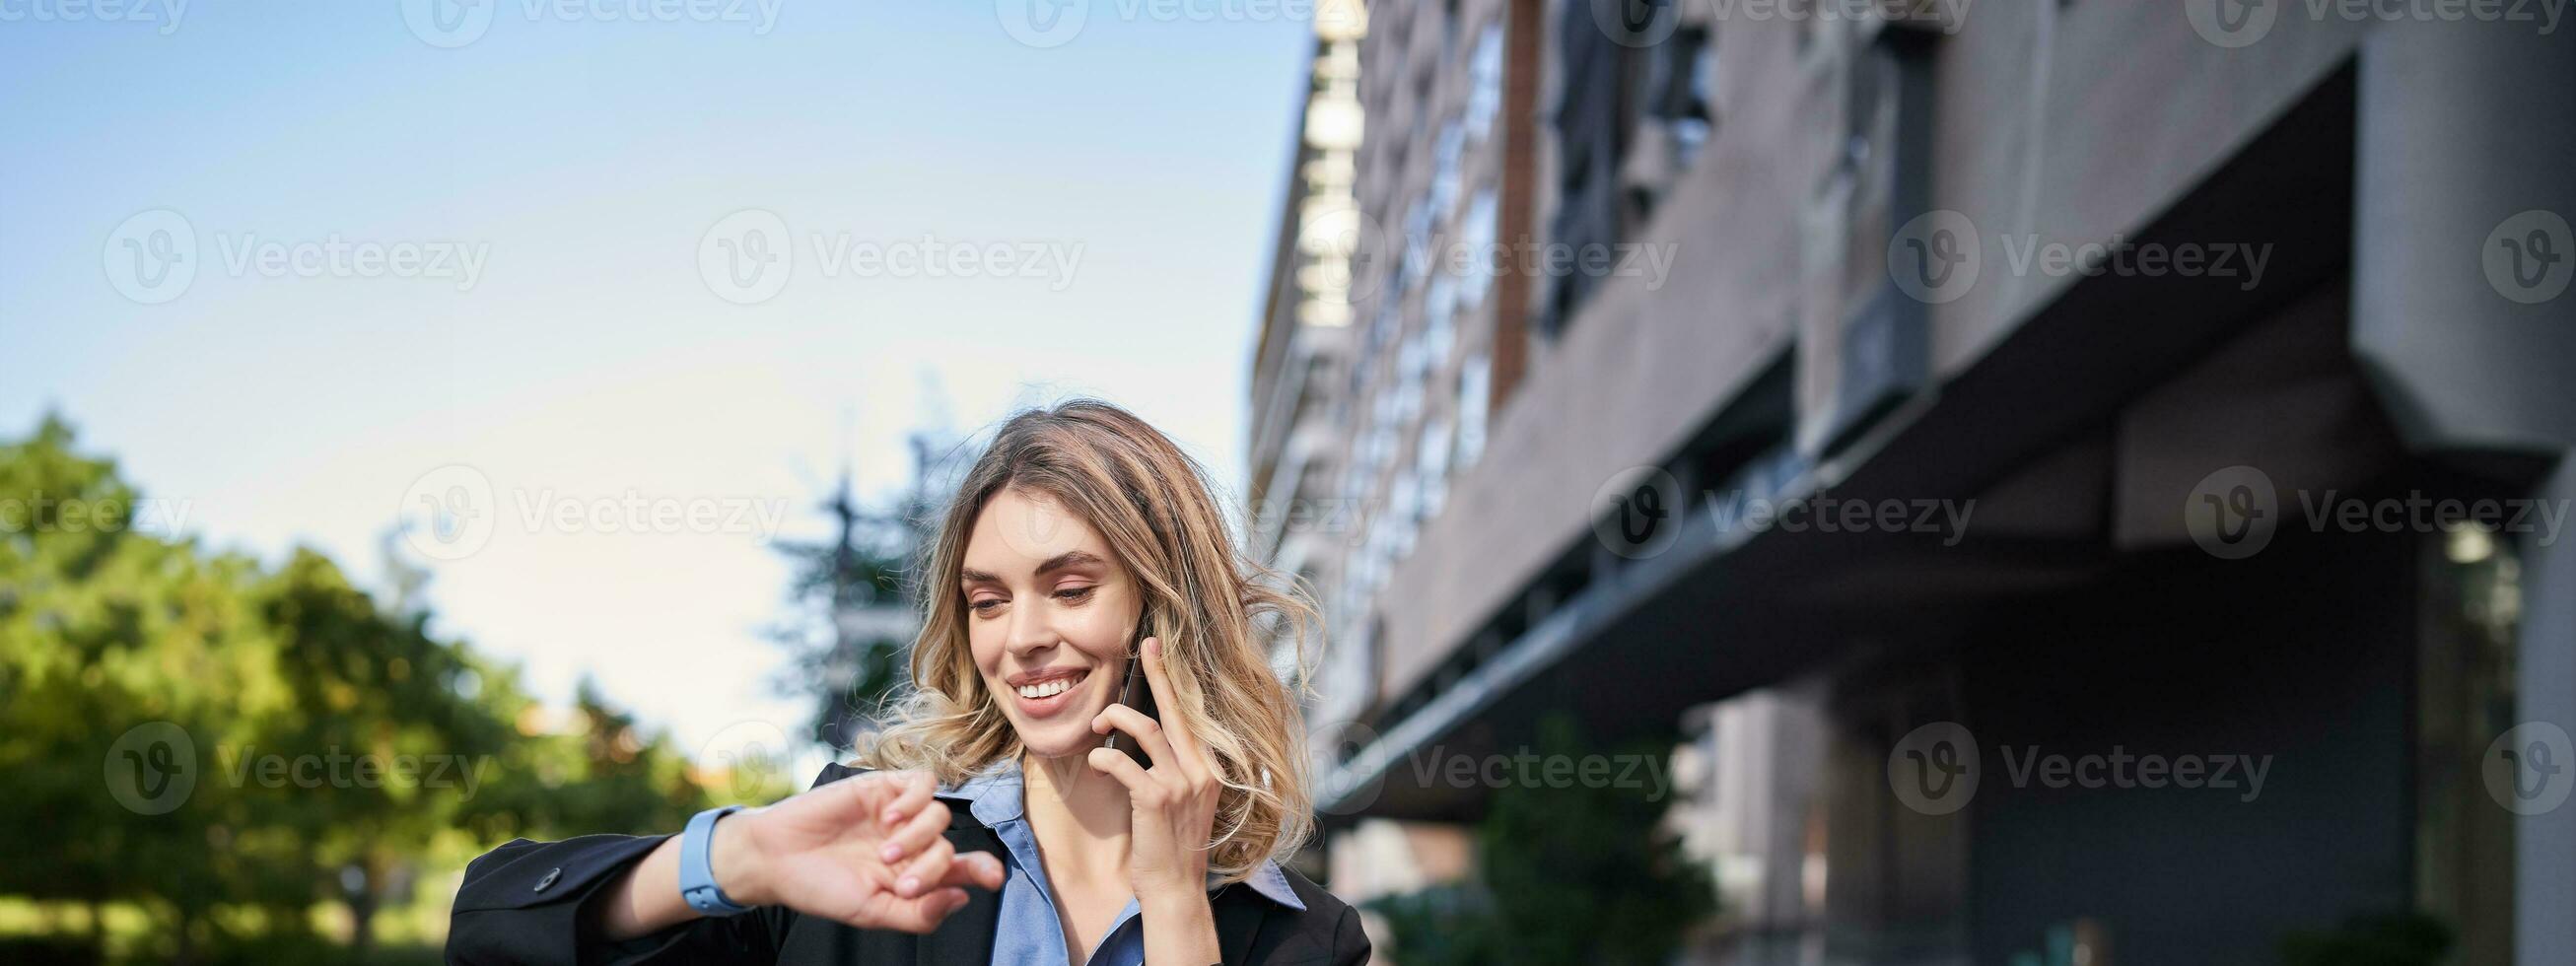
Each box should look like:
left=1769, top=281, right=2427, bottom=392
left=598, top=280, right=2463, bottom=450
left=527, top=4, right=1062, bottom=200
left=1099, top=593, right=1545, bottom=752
left=958, top=550, right=1103, bottom=586
left=1034, top=550, right=1104, bottom=577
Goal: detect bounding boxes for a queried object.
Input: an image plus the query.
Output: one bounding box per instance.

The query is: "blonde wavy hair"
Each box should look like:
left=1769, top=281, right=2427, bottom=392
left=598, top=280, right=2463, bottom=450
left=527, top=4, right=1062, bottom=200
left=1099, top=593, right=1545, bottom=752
left=851, top=399, right=1320, bottom=884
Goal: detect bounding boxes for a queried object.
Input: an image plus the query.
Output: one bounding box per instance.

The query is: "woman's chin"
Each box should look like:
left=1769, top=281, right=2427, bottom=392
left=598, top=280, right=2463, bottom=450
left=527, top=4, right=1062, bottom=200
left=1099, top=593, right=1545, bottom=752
left=1018, top=721, right=1107, bottom=761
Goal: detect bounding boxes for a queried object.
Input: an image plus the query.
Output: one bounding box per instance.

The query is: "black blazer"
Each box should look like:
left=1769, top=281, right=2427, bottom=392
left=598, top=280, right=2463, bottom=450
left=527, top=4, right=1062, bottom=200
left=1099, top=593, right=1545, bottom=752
left=448, top=762, right=1372, bottom=965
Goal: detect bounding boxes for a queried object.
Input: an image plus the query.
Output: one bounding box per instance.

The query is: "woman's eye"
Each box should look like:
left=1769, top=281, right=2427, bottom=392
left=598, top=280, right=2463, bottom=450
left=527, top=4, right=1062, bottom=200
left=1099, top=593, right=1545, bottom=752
left=968, top=598, right=1004, bottom=615
left=1053, top=586, right=1095, bottom=602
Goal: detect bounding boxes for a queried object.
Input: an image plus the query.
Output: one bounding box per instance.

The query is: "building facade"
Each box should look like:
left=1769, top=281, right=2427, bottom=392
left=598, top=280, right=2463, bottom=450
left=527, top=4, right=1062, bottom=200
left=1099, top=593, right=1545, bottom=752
left=1249, top=3, right=2574, bottom=964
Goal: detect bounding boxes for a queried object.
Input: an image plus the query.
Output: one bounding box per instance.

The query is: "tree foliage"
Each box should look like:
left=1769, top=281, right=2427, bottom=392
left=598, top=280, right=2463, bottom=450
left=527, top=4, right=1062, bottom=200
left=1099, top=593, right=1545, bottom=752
left=1364, top=713, right=1717, bottom=966
left=0, top=415, right=708, bottom=963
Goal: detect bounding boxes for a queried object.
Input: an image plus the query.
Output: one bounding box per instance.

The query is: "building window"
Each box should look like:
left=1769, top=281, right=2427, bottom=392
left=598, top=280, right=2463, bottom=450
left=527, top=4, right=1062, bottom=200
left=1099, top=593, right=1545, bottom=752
left=1458, top=352, right=1490, bottom=468
left=1465, top=22, right=1502, bottom=142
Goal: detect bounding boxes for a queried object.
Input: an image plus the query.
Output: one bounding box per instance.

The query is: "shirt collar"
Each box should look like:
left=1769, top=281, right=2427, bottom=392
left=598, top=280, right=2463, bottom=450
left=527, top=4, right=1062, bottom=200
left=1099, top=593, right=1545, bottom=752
left=934, top=755, right=1307, bottom=912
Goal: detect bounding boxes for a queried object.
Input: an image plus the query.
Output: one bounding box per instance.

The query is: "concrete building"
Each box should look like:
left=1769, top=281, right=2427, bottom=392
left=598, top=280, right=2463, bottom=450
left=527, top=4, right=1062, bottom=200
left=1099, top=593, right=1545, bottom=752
left=1249, top=3, right=2574, bottom=964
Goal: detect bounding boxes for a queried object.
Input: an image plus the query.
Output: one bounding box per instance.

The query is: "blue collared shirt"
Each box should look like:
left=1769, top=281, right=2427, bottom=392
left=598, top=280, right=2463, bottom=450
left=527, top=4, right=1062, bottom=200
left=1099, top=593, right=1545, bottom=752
left=934, top=756, right=1305, bottom=965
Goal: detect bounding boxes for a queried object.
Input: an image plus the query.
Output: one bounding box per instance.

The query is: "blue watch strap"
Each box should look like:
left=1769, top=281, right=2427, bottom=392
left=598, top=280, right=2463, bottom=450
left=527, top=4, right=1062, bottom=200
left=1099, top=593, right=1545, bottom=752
left=679, top=804, right=752, bottom=916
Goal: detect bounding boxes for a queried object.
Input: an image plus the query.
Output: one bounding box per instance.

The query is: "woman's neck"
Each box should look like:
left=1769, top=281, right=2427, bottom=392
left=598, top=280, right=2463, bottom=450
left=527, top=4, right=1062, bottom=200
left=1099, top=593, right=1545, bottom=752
left=1019, top=749, right=1133, bottom=887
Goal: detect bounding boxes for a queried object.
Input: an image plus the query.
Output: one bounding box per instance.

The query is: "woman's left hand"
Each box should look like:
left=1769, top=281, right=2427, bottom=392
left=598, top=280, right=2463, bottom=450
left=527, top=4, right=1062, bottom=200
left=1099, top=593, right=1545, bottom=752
left=1085, top=637, right=1221, bottom=901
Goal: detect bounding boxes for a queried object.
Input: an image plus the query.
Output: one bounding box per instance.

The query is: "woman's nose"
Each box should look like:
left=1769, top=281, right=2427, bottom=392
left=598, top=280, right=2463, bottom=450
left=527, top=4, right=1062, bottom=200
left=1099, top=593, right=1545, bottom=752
left=1003, top=603, right=1058, bottom=656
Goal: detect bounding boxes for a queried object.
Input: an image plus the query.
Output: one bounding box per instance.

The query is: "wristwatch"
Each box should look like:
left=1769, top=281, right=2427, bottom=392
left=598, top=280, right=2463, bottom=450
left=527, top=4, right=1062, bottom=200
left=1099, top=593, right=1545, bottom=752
left=679, top=804, right=754, bottom=916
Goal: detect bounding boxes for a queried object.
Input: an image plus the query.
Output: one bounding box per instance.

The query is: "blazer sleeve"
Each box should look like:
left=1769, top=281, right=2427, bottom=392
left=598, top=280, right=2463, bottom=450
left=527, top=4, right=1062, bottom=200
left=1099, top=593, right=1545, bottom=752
left=1331, top=905, right=1374, bottom=966
left=446, top=830, right=789, bottom=966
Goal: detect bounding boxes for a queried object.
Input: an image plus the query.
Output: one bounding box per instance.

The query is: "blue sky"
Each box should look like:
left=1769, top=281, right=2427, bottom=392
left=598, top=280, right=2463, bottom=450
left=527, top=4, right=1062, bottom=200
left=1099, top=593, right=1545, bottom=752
left=1, top=1, right=1314, bottom=761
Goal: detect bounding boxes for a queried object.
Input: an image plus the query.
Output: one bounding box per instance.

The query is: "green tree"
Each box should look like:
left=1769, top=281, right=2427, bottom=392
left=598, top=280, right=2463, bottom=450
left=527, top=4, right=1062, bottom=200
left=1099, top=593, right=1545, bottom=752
left=1366, top=713, right=1717, bottom=966
left=0, top=414, right=711, bottom=963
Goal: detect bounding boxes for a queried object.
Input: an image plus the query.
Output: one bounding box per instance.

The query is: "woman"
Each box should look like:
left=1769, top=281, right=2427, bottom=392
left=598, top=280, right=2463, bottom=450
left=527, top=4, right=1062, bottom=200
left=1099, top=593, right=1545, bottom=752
left=447, top=400, right=1372, bottom=965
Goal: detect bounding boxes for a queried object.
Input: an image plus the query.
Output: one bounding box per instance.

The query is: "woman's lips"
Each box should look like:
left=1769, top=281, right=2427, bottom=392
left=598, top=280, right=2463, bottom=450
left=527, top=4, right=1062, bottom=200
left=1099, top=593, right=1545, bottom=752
left=1011, top=668, right=1090, bottom=718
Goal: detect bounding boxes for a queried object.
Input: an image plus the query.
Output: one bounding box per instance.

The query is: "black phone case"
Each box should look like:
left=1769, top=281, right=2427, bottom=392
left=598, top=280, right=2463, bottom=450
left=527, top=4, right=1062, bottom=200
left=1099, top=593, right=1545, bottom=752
left=1102, top=616, right=1158, bottom=769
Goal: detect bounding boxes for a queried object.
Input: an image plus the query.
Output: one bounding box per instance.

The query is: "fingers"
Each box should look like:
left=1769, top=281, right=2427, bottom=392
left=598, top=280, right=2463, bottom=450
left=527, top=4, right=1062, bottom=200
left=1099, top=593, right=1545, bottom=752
left=872, top=770, right=935, bottom=826
left=1084, top=744, right=1163, bottom=802
left=877, top=798, right=951, bottom=863
left=892, top=836, right=956, bottom=899
left=939, top=850, right=1008, bottom=892
left=1090, top=702, right=1175, bottom=772
left=1136, top=638, right=1208, bottom=781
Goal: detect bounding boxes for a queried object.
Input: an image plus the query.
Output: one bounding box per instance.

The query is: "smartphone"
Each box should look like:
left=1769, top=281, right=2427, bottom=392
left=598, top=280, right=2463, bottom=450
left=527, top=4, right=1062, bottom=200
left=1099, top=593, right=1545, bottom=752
left=1101, top=608, right=1158, bottom=770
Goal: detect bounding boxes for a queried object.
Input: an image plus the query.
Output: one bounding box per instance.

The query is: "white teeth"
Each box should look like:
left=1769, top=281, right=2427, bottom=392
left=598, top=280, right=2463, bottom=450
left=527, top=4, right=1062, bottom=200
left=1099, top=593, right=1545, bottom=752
left=1016, top=676, right=1077, bottom=699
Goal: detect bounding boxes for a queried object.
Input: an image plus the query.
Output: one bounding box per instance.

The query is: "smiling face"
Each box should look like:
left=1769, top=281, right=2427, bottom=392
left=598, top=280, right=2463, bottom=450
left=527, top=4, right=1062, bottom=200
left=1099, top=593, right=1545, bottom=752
left=958, top=487, right=1144, bottom=761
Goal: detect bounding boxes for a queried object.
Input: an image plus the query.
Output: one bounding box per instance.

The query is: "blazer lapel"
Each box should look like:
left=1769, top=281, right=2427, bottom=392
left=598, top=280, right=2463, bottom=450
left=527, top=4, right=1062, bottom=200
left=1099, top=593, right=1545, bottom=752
left=1213, top=883, right=1272, bottom=965
left=915, top=825, right=1006, bottom=966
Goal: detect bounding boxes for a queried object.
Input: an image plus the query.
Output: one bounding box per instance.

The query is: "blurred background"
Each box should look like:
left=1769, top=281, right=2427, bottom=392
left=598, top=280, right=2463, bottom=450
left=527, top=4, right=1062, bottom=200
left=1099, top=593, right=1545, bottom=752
left=5, top=1, right=2573, bottom=964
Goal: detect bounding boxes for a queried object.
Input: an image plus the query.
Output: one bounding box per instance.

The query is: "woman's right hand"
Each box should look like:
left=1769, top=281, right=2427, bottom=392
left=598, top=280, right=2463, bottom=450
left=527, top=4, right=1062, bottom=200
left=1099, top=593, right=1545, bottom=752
left=710, top=769, right=1007, bottom=932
